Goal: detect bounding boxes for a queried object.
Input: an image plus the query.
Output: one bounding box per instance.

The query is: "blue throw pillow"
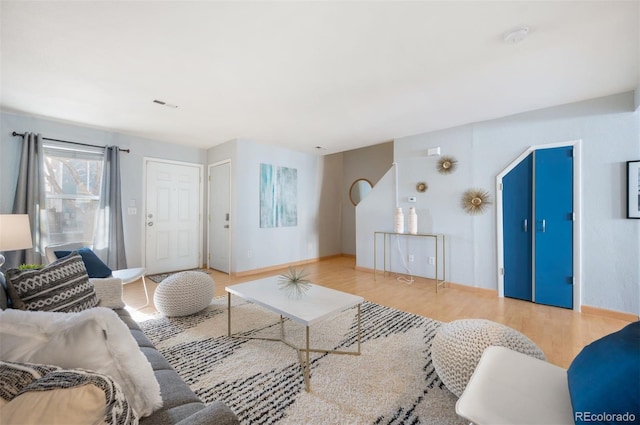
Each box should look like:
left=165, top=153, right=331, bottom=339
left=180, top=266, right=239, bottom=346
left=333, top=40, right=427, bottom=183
left=567, top=321, right=639, bottom=424
left=54, top=247, right=113, bottom=279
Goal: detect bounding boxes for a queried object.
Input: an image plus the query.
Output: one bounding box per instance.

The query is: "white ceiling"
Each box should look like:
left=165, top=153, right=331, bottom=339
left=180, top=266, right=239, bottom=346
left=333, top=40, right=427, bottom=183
left=1, top=1, right=638, bottom=155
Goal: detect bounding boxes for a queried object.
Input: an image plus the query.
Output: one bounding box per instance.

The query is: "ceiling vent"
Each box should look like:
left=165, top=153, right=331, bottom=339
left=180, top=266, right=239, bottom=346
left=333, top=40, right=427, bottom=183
left=153, top=99, right=178, bottom=108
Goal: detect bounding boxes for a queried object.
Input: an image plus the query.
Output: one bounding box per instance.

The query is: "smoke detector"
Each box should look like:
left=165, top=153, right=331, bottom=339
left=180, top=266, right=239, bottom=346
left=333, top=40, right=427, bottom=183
left=503, top=27, right=529, bottom=44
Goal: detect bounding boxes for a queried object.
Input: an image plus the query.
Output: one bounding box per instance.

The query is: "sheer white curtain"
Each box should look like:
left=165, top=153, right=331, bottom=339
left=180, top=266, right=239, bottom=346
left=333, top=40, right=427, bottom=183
left=93, top=146, right=127, bottom=269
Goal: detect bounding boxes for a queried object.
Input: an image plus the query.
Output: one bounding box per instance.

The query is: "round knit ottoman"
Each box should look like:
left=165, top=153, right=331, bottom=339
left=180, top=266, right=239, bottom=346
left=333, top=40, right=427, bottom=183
left=153, top=271, right=214, bottom=317
left=431, top=319, right=545, bottom=397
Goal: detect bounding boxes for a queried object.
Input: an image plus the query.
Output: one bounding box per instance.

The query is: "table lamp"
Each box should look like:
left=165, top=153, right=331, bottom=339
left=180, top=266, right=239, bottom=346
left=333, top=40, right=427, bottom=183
left=0, top=214, right=33, bottom=286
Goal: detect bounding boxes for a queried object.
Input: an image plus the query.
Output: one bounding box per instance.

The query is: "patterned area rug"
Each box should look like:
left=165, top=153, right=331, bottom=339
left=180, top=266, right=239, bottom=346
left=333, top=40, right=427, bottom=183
left=146, top=268, right=211, bottom=283
left=138, top=297, right=465, bottom=425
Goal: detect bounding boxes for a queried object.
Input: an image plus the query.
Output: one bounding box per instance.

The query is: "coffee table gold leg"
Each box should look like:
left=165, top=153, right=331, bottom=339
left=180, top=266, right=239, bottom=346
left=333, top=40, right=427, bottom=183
left=227, top=301, right=363, bottom=393
left=280, top=315, right=285, bottom=339
left=305, top=326, right=310, bottom=392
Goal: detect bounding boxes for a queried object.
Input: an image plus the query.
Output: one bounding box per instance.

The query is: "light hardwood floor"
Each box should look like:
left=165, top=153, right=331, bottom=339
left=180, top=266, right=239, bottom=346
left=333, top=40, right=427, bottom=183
left=123, top=255, right=633, bottom=369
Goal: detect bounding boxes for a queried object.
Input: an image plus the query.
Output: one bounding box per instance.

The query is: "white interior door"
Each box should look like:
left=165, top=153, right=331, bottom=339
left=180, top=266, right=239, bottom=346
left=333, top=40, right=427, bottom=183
left=145, top=159, right=202, bottom=275
left=208, top=161, right=231, bottom=273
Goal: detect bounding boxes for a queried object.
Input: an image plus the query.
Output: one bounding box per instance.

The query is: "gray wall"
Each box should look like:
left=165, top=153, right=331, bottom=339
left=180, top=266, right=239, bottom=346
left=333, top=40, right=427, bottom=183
left=356, top=91, right=640, bottom=315
left=341, top=142, right=394, bottom=255
left=1, top=111, right=208, bottom=268
left=208, top=139, right=343, bottom=273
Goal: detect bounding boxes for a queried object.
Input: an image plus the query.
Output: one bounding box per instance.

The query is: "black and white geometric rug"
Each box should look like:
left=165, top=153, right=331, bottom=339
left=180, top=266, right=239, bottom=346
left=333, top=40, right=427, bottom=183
left=138, top=297, right=465, bottom=425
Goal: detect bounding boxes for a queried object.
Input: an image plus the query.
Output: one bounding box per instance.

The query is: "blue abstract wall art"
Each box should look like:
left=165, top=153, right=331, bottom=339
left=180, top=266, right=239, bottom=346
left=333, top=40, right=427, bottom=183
left=260, top=163, right=298, bottom=227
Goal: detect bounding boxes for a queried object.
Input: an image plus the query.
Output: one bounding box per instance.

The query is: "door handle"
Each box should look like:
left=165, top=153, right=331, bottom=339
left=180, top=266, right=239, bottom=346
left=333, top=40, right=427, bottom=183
left=522, top=219, right=528, bottom=232
left=538, top=219, right=546, bottom=232
left=148, top=222, right=154, bottom=227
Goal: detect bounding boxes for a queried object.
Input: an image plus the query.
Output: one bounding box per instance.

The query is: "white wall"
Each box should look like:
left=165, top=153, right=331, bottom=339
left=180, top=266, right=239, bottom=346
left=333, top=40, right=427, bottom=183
left=208, top=139, right=343, bottom=274
left=2, top=113, right=344, bottom=276
left=1, top=111, right=208, bottom=268
left=356, top=92, right=640, bottom=315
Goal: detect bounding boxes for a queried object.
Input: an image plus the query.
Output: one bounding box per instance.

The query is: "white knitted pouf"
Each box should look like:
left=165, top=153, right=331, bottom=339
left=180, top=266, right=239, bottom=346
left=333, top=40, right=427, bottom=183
left=153, top=271, right=214, bottom=317
left=431, top=319, right=546, bottom=397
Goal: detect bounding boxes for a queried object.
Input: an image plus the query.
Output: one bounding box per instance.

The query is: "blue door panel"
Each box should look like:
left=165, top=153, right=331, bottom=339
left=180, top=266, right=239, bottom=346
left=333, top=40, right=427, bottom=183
left=503, top=154, right=533, bottom=301
left=534, top=147, right=573, bottom=309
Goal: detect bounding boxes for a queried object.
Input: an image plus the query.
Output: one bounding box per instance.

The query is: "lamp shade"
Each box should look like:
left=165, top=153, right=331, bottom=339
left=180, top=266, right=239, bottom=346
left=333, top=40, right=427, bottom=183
left=0, top=214, right=33, bottom=251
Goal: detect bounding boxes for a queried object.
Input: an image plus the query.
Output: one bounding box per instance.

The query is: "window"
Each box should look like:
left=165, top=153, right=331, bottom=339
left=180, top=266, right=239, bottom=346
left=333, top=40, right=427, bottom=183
left=43, top=143, right=104, bottom=245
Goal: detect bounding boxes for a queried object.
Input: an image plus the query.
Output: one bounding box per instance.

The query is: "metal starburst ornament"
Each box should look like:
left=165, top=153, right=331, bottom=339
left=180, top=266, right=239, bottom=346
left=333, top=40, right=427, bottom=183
left=462, top=189, right=492, bottom=215
left=437, top=156, right=458, bottom=174
left=278, top=267, right=312, bottom=299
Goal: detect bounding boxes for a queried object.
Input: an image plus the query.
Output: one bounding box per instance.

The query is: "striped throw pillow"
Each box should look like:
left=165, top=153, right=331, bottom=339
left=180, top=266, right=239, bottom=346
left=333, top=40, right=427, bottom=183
left=0, top=361, right=137, bottom=425
left=6, top=253, right=98, bottom=313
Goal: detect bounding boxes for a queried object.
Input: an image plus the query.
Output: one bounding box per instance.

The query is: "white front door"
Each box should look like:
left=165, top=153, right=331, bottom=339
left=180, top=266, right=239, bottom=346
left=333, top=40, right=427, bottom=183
left=208, top=161, right=231, bottom=273
left=145, top=159, right=202, bottom=275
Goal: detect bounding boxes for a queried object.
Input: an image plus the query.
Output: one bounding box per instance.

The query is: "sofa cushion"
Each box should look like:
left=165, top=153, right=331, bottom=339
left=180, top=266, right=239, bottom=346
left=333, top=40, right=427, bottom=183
left=5, top=253, right=98, bottom=312
left=0, top=307, right=163, bottom=417
left=141, top=346, right=174, bottom=371
left=145, top=402, right=206, bottom=425
left=54, top=247, right=112, bottom=279
left=131, top=328, right=155, bottom=348
left=567, top=321, right=640, bottom=424
left=175, top=401, right=243, bottom=425
left=0, top=361, right=137, bottom=425
left=154, top=369, right=203, bottom=409
left=92, top=277, right=126, bottom=309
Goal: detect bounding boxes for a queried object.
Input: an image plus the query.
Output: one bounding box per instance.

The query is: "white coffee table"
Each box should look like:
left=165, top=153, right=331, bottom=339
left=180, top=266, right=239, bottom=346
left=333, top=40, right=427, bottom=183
left=226, top=276, right=364, bottom=391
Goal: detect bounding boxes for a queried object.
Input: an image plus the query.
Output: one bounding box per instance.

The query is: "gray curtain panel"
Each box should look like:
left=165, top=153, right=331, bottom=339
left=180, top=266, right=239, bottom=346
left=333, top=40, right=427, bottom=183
left=9, top=133, right=45, bottom=267
left=94, top=146, right=128, bottom=269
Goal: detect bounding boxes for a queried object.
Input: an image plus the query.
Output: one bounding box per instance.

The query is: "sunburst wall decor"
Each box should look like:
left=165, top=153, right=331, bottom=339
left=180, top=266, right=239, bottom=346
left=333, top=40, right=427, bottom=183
left=462, top=188, right=492, bottom=215
left=437, top=156, right=458, bottom=174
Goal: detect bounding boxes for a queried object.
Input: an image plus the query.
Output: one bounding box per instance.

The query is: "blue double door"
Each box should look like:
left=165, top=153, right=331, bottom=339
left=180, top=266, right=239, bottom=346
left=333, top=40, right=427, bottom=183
left=503, top=146, right=574, bottom=309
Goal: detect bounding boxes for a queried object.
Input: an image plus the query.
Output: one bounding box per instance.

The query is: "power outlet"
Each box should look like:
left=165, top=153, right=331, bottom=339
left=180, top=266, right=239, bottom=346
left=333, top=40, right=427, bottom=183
left=408, top=254, right=414, bottom=262
left=428, top=256, right=435, bottom=265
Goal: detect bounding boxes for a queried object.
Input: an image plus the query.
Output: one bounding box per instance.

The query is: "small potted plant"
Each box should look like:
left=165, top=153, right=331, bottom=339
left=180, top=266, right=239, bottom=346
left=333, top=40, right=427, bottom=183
left=18, top=264, right=43, bottom=271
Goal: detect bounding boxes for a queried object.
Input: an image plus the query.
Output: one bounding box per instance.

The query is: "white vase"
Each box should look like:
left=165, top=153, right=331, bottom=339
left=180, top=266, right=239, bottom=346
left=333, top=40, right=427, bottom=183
left=408, top=207, right=418, bottom=234
left=394, top=207, right=404, bottom=233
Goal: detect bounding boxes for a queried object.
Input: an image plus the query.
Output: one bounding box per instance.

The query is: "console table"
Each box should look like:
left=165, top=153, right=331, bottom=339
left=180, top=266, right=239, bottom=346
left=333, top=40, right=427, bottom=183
left=373, top=231, right=447, bottom=292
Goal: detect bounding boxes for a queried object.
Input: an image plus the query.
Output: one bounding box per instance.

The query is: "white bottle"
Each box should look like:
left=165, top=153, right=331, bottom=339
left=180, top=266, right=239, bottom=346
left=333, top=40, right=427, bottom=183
left=394, top=207, right=404, bottom=233
left=408, top=207, right=418, bottom=235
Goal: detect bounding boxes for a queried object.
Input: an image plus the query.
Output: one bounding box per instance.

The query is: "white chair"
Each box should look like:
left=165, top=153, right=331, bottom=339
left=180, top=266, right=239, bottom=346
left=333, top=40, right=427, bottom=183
left=44, top=242, right=149, bottom=309
left=455, top=346, right=574, bottom=425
